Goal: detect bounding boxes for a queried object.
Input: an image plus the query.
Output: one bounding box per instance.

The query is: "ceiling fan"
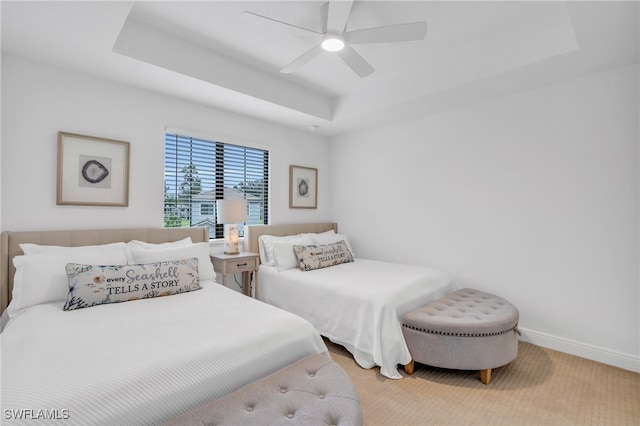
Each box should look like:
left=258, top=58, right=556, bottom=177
left=242, top=1, right=427, bottom=77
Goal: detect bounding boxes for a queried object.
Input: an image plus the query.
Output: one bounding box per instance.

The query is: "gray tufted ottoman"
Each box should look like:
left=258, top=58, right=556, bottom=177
left=402, top=288, right=519, bottom=384
left=164, top=353, right=362, bottom=425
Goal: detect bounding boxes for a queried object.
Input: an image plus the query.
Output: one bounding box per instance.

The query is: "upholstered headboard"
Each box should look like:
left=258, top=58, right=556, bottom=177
left=0, top=227, right=209, bottom=315
left=244, top=223, right=338, bottom=260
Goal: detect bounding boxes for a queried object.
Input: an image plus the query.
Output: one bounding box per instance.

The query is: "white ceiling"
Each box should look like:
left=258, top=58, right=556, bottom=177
left=2, top=1, right=638, bottom=136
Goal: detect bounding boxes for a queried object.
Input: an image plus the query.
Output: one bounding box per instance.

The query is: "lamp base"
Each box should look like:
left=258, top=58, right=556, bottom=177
left=223, top=224, right=240, bottom=255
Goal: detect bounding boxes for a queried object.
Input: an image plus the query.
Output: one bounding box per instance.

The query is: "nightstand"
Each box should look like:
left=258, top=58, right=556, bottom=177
left=210, top=252, right=260, bottom=298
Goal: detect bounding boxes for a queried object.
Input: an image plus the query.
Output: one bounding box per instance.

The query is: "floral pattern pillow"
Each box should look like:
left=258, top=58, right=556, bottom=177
left=293, top=240, right=354, bottom=271
left=63, top=258, right=201, bottom=311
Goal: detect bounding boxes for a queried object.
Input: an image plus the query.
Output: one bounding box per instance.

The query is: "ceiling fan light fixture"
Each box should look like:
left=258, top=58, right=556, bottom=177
left=321, top=35, right=345, bottom=52
left=250, top=2, right=428, bottom=77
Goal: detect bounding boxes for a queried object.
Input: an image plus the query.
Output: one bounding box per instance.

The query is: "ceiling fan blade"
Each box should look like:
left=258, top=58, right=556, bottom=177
left=280, top=45, right=324, bottom=73
left=326, top=0, right=353, bottom=35
left=319, top=2, right=329, bottom=34
left=336, top=45, right=374, bottom=77
left=344, top=21, right=427, bottom=44
left=242, top=11, right=322, bottom=38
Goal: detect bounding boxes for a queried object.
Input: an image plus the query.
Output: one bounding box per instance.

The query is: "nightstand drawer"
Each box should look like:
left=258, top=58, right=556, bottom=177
left=225, top=258, right=257, bottom=273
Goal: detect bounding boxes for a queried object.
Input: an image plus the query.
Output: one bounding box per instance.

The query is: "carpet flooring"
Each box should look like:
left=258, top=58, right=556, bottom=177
left=325, top=339, right=640, bottom=425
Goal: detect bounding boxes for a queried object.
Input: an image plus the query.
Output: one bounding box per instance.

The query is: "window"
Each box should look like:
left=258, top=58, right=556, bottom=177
left=164, top=133, right=269, bottom=239
left=200, top=203, right=215, bottom=216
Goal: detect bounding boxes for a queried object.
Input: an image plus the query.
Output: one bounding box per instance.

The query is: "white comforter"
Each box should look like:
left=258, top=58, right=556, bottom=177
left=0, top=281, right=327, bottom=425
left=258, top=259, right=454, bottom=379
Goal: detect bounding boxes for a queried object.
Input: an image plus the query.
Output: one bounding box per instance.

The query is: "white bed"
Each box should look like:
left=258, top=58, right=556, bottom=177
left=245, top=223, right=455, bottom=379
left=0, top=228, right=327, bottom=425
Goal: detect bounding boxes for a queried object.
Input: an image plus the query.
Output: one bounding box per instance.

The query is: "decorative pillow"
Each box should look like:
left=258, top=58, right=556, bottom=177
left=272, top=236, right=314, bottom=271
left=63, top=258, right=201, bottom=311
left=293, top=241, right=354, bottom=271
left=127, top=242, right=215, bottom=281
left=7, top=249, right=129, bottom=318
left=125, top=237, right=193, bottom=264
left=20, top=242, right=126, bottom=256
left=311, top=233, right=355, bottom=257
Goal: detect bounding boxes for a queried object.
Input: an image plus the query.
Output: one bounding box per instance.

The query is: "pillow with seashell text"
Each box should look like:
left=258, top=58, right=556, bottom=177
left=63, top=258, right=201, bottom=311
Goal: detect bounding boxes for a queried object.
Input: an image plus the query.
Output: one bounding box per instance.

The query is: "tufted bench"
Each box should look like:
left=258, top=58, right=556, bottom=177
left=164, top=353, right=362, bottom=426
left=402, top=288, right=519, bottom=384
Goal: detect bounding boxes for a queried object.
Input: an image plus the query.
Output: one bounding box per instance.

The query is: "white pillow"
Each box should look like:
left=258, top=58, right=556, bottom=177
left=257, top=235, right=272, bottom=265
left=258, top=234, right=303, bottom=266
left=125, top=237, right=193, bottom=264
left=272, top=236, right=314, bottom=271
left=302, top=229, right=336, bottom=238
left=20, top=242, right=126, bottom=255
left=311, top=233, right=355, bottom=257
left=128, top=242, right=215, bottom=281
left=7, top=249, right=129, bottom=318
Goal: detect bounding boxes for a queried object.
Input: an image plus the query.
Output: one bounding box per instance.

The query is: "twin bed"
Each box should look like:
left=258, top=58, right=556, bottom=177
left=0, top=227, right=326, bottom=425
left=1, top=223, right=454, bottom=424
left=245, top=222, right=455, bottom=379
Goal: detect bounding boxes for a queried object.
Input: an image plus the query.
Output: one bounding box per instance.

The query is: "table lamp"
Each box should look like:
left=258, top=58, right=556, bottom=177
left=216, top=199, right=247, bottom=255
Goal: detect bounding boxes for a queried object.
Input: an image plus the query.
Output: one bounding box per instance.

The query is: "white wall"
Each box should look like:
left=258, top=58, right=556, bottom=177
left=2, top=53, right=638, bottom=372
left=330, top=64, right=639, bottom=371
left=1, top=54, right=332, bottom=232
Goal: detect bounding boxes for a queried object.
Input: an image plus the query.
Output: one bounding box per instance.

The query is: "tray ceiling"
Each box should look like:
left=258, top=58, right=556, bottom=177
left=2, top=1, right=638, bottom=135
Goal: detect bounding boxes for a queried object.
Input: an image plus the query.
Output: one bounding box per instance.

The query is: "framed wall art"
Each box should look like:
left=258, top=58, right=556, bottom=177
left=57, top=132, right=130, bottom=207
left=289, top=165, right=317, bottom=209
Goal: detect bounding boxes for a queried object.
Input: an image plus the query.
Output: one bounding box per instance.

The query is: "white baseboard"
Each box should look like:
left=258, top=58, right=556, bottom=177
left=518, top=327, right=640, bottom=373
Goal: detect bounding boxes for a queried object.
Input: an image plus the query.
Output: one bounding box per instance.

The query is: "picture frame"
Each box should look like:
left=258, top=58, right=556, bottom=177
left=57, top=131, right=130, bottom=207
left=289, top=165, right=317, bottom=209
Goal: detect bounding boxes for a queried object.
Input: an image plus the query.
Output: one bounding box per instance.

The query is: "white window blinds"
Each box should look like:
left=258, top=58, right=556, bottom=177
left=164, top=133, right=269, bottom=239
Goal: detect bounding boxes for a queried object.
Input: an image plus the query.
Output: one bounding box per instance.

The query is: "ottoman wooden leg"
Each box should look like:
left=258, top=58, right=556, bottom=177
left=405, top=360, right=415, bottom=375
left=480, top=368, right=492, bottom=385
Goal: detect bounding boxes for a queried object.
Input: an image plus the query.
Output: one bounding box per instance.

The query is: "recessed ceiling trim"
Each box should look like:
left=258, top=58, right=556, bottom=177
left=112, top=15, right=334, bottom=121
left=332, top=1, right=579, bottom=123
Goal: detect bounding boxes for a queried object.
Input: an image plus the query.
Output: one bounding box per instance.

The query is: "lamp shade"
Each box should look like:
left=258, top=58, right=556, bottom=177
left=216, top=199, right=247, bottom=224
